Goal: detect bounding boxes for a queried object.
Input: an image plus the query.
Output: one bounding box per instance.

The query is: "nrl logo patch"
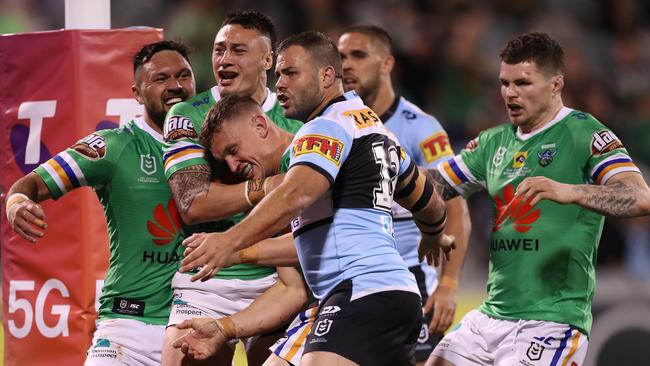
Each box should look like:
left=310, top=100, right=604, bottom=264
left=538, top=144, right=557, bottom=167
left=492, top=146, right=507, bottom=167
left=313, top=319, right=333, bottom=336
left=71, top=134, right=106, bottom=160
left=526, top=341, right=545, bottom=361
left=164, top=115, right=196, bottom=142
left=140, top=154, right=157, bottom=175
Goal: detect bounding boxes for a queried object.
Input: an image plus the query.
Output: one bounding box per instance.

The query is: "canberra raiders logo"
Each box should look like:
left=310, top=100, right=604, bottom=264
left=537, top=144, right=557, bottom=167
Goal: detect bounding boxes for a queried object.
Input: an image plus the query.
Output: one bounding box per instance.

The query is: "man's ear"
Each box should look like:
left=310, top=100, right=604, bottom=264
left=253, top=114, right=269, bottom=138
left=132, top=84, right=144, bottom=105
left=381, top=54, right=395, bottom=75
left=263, top=50, right=274, bottom=71
left=552, top=74, right=564, bottom=96
left=322, top=65, right=337, bottom=88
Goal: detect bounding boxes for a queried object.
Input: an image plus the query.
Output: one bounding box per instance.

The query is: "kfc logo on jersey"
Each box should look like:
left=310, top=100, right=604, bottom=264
left=591, top=130, right=623, bottom=155
left=293, top=134, right=344, bottom=166
left=71, top=134, right=106, bottom=160
left=420, top=132, right=453, bottom=164
left=164, top=115, right=196, bottom=141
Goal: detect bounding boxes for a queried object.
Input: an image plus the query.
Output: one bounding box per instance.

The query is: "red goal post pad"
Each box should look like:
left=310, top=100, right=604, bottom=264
left=0, top=28, right=163, bottom=366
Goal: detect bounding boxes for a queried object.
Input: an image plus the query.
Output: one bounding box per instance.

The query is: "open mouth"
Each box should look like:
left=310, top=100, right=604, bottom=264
left=343, top=76, right=357, bottom=87
left=239, top=163, right=253, bottom=178
left=507, top=103, right=523, bottom=114
left=277, top=93, right=290, bottom=108
left=217, top=70, right=239, bottom=86
left=165, top=97, right=184, bottom=106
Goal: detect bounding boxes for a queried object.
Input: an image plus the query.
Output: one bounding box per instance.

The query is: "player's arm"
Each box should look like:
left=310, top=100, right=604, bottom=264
left=228, top=233, right=299, bottom=267
left=5, top=173, right=52, bottom=242
left=517, top=171, right=650, bottom=217
left=171, top=266, right=307, bottom=360
left=180, top=165, right=329, bottom=278
left=167, top=165, right=280, bottom=225
left=394, top=163, right=456, bottom=266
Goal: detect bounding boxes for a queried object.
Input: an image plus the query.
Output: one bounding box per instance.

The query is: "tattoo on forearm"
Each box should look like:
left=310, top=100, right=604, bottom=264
left=575, top=181, right=637, bottom=217
left=427, top=168, right=460, bottom=201
left=169, top=165, right=211, bottom=214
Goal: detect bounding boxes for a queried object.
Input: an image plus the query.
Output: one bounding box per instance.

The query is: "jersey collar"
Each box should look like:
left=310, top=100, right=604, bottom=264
left=133, top=116, right=164, bottom=143
left=379, top=96, right=401, bottom=123
left=515, top=106, right=573, bottom=141
left=211, top=86, right=276, bottom=112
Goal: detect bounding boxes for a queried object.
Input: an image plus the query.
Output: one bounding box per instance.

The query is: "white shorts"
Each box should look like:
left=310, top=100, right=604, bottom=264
left=167, top=271, right=277, bottom=325
left=85, top=318, right=165, bottom=366
left=269, top=307, right=318, bottom=365
left=430, top=310, right=589, bottom=366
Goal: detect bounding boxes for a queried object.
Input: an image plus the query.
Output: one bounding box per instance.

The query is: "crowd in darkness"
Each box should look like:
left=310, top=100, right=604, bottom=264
left=3, top=0, right=650, bottom=277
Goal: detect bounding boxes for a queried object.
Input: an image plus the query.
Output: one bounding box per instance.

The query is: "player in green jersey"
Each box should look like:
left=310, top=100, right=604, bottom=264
left=5, top=41, right=196, bottom=366
left=425, top=32, right=650, bottom=366
left=161, top=10, right=305, bottom=366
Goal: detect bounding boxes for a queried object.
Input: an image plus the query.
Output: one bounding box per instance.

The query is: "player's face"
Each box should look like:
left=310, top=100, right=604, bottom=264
left=212, top=24, right=273, bottom=97
left=133, top=50, right=195, bottom=127
left=275, top=45, right=322, bottom=121
left=210, top=114, right=270, bottom=180
left=499, top=61, right=558, bottom=130
left=338, top=32, right=383, bottom=99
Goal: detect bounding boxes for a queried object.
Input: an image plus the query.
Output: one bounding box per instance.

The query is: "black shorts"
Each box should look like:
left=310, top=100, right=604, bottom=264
left=409, top=265, right=444, bottom=361
left=304, top=280, right=422, bottom=366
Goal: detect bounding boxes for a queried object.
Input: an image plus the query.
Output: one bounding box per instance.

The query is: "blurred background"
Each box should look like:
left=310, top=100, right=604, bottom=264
left=1, top=0, right=650, bottom=364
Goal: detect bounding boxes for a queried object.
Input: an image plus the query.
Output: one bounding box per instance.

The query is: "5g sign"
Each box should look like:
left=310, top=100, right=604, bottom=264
left=8, top=279, right=70, bottom=338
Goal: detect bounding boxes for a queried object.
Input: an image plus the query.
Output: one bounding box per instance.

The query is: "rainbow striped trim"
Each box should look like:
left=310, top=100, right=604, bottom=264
left=550, top=327, right=582, bottom=366
left=163, top=141, right=206, bottom=175
left=438, top=156, right=484, bottom=195
left=272, top=307, right=317, bottom=363
left=591, top=153, right=639, bottom=185
left=40, top=151, right=87, bottom=194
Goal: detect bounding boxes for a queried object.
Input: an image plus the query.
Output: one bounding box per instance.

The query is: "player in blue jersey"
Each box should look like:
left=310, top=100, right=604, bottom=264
left=338, top=25, right=471, bottom=363
left=175, top=31, right=454, bottom=366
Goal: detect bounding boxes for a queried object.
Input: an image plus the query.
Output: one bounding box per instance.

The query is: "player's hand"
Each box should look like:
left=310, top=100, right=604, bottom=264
left=424, top=283, right=457, bottom=334
left=516, top=176, right=576, bottom=206
left=172, top=318, right=227, bottom=360
left=180, top=232, right=236, bottom=281
left=7, top=198, right=47, bottom=243
left=418, top=233, right=455, bottom=267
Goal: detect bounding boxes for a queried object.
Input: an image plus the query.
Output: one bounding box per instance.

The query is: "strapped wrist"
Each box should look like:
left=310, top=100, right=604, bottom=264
left=5, top=193, right=29, bottom=220
left=215, top=316, right=238, bottom=340
left=238, top=245, right=259, bottom=264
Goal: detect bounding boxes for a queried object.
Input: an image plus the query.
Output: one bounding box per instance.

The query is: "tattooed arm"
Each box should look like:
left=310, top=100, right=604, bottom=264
left=516, top=172, right=650, bottom=217
left=168, top=164, right=281, bottom=225
left=426, top=168, right=461, bottom=201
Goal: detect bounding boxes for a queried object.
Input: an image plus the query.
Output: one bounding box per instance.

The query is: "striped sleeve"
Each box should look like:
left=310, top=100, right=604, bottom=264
left=162, top=140, right=208, bottom=178
left=589, top=153, right=639, bottom=185
left=437, top=155, right=486, bottom=197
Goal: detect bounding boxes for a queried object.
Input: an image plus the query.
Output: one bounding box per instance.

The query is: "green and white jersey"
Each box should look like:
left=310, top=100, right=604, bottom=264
left=437, top=107, right=640, bottom=335
left=34, top=117, right=184, bottom=325
left=162, top=86, right=302, bottom=279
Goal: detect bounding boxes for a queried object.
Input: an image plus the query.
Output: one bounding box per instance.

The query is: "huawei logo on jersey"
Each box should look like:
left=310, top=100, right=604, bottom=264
left=147, top=199, right=182, bottom=245
left=493, top=184, right=540, bottom=233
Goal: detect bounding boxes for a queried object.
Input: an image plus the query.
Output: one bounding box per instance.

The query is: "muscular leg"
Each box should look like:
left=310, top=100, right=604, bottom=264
left=302, top=351, right=359, bottom=366
left=162, top=325, right=233, bottom=366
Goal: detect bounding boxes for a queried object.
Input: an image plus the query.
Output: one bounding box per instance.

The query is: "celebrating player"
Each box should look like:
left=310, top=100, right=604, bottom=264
left=338, top=25, right=471, bottom=363
left=176, top=31, right=454, bottom=366
left=5, top=40, right=195, bottom=366
left=160, top=9, right=304, bottom=366
left=426, top=32, right=650, bottom=366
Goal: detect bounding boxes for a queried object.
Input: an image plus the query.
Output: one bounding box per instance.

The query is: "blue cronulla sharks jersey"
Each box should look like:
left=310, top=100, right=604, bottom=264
left=288, top=91, right=419, bottom=301
left=382, top=97, right=455, bottom=292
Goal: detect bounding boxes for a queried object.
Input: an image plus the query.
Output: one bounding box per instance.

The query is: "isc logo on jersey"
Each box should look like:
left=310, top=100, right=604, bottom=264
left=164, top=115, right=196, bottom=141
left=72, top=134, right=106, bottom=160
left=419, top=132, right=453, bottom=164
left=591, top=130, right=623, bottom=155
left=293, top=134, right=344, bottom=166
